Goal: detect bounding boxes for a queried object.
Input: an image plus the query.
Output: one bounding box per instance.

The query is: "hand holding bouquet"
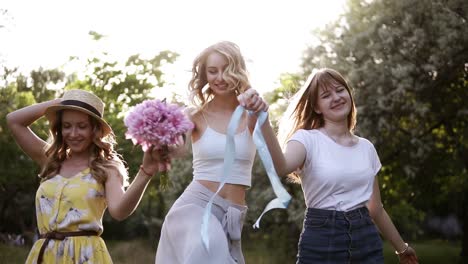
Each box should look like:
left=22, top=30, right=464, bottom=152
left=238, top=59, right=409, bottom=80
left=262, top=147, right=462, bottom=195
left=124, top=99, right=194, bottom=187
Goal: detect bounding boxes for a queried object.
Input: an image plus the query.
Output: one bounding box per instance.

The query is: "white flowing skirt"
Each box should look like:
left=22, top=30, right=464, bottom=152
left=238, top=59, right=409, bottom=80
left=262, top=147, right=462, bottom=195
left=155, top=180, right=247, bottom=264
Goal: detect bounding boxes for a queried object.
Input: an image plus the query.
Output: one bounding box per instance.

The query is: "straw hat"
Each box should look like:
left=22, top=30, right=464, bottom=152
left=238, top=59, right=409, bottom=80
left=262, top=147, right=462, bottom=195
left=45, top=89, right=112, bottom=136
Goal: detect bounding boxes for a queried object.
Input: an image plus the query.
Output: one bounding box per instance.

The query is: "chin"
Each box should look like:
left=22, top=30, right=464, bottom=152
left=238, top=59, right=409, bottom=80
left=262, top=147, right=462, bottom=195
left=69, top=145, right=90, bottom=154
left=214, top=89, right=235, bottom=96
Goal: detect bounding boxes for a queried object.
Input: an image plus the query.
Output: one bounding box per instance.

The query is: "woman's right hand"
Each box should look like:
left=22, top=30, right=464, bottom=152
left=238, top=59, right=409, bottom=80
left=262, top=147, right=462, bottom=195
left=6, top=98, right=63, bottom=166
left=237, top=88, right=269, bottom=113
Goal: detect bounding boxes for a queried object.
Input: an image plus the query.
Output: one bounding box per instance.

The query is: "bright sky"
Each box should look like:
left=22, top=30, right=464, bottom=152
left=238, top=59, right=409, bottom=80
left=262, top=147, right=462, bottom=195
left=1, top=0, right=345, bottom=96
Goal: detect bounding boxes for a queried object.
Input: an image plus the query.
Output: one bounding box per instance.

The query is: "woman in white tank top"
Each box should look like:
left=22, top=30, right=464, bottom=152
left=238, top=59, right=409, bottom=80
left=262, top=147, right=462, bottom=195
left=269, top=68, right=419, bottom=263
left=155, top=41, right=271, bottom=264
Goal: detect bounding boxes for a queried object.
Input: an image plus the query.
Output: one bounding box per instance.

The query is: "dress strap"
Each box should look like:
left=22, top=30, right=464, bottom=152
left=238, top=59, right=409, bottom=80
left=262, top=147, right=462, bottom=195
left=200, top=110, right=209, bottom=127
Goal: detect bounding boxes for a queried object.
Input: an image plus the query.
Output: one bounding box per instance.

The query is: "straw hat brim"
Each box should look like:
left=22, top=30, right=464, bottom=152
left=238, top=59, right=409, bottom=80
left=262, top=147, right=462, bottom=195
left=44, top=104, right=112, bottom=136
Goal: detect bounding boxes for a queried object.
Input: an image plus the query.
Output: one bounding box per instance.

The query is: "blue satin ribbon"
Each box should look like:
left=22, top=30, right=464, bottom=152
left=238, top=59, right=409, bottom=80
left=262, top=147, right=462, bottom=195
left=251, top=109, right=292, bottom=228
left=200, top=106, right=291, bottom=249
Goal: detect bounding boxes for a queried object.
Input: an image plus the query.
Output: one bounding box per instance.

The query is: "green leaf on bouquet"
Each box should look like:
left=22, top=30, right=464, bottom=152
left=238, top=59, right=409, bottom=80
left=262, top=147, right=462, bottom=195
left=157, top=171, right=172, bottom=190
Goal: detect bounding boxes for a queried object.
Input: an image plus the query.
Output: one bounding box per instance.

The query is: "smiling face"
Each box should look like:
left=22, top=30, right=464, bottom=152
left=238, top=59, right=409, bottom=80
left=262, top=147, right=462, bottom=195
left=61, top=110, right=94, bottom=154
left=314, top=78, right=352, bottom=124
left=189, top=41, right=251, bottom=107
left=205, top=51, right=232, bottom=96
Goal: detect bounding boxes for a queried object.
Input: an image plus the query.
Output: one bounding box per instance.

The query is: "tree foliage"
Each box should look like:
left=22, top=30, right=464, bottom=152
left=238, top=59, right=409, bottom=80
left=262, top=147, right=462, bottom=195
left=0, top=67, right=64, bottom=239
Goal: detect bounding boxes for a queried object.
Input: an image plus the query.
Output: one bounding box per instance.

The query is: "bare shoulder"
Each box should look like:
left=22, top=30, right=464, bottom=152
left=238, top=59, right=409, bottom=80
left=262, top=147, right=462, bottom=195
left=183, top=106, right=197, bottom=118
left=186, top=107, right=204, bottom=126
left=105, top=159, right=128, bottom=186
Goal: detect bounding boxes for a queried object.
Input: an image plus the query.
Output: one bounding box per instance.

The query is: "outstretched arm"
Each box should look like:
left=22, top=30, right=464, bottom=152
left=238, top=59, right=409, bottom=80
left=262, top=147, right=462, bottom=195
left=105, top=104, right=194, bottom=220
left=238, top=89, right=287, bottom=176
left=238, top=89, right=306, bottom=177
left=105, top=146, right=172, bottom=221
left=368, top=178, right=419, bottom=264
left=257, top=118, right=306, bottom=177
left=6, top=99, right=62, bottom=167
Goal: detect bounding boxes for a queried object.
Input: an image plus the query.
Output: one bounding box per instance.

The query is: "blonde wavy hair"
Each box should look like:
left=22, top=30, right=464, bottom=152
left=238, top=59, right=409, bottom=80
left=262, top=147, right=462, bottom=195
left=278, top=68, right=357, bottom=182
left=188, top=41, right=251, bottom=109
left=39, top=110, right=128, bottom=186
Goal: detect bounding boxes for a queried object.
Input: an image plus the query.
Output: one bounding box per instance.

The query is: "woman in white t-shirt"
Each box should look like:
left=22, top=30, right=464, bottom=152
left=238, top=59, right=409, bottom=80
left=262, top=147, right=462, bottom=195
left=272, top=68, right=419, bottom=263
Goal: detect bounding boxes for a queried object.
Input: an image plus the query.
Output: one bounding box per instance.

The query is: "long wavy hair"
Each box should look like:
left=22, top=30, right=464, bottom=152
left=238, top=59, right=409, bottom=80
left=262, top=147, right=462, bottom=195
left=39, top=110, right=128, bottom=186
left=278, top=68, right=357, bottom=182
left=188, top=41, right=251, bottom=109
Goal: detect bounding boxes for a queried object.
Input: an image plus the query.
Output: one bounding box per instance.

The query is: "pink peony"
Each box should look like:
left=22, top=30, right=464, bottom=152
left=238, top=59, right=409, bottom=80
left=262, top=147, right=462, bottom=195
left=124, top=99, right=194, bottom=151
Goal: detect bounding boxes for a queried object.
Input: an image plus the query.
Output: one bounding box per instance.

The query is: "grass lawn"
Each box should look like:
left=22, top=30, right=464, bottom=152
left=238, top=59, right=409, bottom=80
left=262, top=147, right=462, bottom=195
left=0, top=239, right=462, bottom=263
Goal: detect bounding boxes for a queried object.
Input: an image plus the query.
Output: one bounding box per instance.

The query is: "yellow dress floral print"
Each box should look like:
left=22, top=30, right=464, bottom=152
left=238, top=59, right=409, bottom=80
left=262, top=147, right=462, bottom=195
left=26, top=168, right=113, bottom=264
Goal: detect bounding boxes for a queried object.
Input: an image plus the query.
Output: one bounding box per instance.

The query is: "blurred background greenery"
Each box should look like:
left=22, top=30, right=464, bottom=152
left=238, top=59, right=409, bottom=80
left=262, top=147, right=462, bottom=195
left=1, top=0, right=467, bottom=262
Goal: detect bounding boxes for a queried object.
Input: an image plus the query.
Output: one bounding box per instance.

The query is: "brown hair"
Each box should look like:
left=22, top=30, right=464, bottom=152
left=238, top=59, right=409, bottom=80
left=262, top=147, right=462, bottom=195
left=278, top=68, right=357, bottom=182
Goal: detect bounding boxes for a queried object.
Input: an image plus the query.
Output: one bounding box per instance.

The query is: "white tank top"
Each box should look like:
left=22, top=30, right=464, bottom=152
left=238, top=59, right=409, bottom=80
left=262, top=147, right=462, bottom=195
left=192, top=123, right=256, bottom=187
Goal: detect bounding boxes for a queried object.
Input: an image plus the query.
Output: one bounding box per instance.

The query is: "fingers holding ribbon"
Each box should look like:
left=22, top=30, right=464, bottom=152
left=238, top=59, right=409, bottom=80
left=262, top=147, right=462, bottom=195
left=237, top=88, right=269, bottom=113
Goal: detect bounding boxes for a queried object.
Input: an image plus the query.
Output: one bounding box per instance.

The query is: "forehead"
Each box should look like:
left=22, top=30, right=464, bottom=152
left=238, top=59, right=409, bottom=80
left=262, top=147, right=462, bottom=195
left=319, top=78, right=344, bottom=92
left=206, top=52, right=228, bottom=68
left=62, top=110, right=90, bottom=122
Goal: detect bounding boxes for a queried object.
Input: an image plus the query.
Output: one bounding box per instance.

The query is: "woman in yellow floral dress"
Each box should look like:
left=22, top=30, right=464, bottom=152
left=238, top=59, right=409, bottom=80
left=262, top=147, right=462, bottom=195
left=7, top=89, right=171, bottom=264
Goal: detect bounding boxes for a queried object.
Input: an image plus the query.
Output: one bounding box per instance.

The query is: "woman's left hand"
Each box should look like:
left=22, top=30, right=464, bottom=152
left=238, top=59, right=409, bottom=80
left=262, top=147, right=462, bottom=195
left=141, top=146, right=172, bottom=176
left=142, top=135, right=186, bottom=175
left=398, top=246, right=418, bottom=264
left=237, top=88, right=269, bottom=113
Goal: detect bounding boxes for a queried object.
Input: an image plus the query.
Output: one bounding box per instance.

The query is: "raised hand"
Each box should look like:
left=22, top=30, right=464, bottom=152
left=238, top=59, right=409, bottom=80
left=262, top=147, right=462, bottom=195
left=237, top=88, right=269, bottom=113
left=140, top=146, right=171, bottom=176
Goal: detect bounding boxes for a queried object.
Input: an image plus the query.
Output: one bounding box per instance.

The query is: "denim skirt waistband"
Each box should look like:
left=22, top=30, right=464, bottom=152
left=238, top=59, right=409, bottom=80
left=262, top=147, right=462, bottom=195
left=305, top=206, right=370, bottom=221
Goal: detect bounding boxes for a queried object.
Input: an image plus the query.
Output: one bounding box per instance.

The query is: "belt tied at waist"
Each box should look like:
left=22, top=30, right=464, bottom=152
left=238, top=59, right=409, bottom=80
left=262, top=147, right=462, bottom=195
left=222, top=206, right=244, bottom=241
left=184, top=181, right=247, bottom=263
left=221, top=206, right=246, bottom=263
left=37, top=230, right=99, bottom=264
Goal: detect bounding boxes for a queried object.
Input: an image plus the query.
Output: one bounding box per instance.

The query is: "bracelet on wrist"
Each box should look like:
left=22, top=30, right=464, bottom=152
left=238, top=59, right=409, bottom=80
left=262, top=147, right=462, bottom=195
left=139, top=165, right=154, bottom=177
left=394, top=243, right=409, bottom=255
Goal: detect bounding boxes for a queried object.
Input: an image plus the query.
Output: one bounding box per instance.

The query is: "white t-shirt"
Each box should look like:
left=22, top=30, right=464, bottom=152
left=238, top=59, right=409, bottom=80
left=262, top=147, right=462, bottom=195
left=289, top=129, right=381, bottom=211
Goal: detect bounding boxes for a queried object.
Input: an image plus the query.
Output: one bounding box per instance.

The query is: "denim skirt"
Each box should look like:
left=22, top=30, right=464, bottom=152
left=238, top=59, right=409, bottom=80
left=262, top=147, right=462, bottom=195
left=296, top=207, right=384, bottom=264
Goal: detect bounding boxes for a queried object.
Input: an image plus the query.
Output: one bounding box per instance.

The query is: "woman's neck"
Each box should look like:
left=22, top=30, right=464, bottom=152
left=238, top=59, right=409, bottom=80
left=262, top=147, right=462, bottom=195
left=322, top=124, right=350, bottom=138
left=321, top=121, right=354, bottom=145
left=209, top=95, right=239, bottom=112
left=66, top=151, right=90, bottom=164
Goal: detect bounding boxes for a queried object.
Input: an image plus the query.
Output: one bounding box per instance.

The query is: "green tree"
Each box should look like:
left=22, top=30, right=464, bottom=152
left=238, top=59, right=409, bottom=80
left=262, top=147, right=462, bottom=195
left=0, top=67, right=65, bottom=242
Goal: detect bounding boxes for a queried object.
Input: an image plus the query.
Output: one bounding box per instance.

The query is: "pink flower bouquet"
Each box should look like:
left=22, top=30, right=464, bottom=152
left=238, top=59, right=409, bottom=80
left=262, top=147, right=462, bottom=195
left=124, top=99, right=194, bottom=151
